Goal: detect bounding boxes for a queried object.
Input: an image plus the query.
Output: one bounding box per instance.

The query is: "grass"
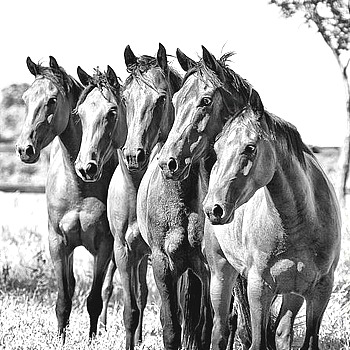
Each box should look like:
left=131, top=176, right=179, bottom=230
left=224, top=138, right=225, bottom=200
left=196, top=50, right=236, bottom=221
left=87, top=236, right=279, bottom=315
left=1, top=148, right=350, bottom=349
left=0, top=192, right=163, bottom=349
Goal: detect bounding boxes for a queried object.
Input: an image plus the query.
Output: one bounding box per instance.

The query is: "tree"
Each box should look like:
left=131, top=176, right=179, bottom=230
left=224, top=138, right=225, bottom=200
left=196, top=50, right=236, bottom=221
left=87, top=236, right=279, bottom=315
left=269, top=0, right=350, bottom=205
left=0, top=83, right=29, bottom=141
left=1, top=83, right=29, bottom=109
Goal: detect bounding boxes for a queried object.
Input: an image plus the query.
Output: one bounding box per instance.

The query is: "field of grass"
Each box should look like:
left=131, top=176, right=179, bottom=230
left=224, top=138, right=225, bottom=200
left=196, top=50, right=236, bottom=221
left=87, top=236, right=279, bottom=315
left=1, top=149, right=350, bottom=349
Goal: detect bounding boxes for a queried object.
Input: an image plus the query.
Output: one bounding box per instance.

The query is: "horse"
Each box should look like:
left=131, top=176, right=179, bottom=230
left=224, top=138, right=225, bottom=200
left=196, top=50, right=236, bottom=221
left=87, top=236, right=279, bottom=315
left=73, top=64, right=128, bottom=332
left=131, top=45, right=213, bottom=349
left=158, top=46, right=254, bottom=349
left=203, top=94, right=341, bottom=349
left=119, top=43, right=192, bottom=349
left=74, top=63, right=149, bottom=350
left=16, top=56, right=116, bottom=343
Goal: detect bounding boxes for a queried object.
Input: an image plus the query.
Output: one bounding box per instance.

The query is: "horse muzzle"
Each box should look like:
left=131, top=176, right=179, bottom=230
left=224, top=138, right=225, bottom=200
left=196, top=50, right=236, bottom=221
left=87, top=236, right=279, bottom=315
left=203, top=202, right=234, bottom=225
left=16, top=143, right=40, bottom=164
left=123, top=147, right=148, bottom=171
left=158, top=156, right=192, bottom=181
left=75, top=160, right=101, bottom=182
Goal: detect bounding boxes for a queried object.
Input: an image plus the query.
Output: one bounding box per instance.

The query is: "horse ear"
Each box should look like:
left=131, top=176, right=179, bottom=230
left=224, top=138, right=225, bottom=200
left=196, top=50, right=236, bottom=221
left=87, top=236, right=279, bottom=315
left=176, top=48, right=196, bottom=72
left=26, top=56, right=39, bottom=76
left=77, top=66, right=92, bottom=86
left=49, top=56, right=60, bottom=71
left=157, top=43, right=168, bottom=73
left=106, top=65, right=120, bottom=91
left=124, top=45, right=137, bottom=69
left=202, top=46, right=224, bottom=79
left=250, top=89, right=264, bottom=115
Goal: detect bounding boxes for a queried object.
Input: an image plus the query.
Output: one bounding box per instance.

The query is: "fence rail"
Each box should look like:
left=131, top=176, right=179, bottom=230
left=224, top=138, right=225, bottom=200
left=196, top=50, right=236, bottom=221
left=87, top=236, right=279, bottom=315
left=0, top=184, right=45, bottom=193
left=0, top=140, right=47, bottom=193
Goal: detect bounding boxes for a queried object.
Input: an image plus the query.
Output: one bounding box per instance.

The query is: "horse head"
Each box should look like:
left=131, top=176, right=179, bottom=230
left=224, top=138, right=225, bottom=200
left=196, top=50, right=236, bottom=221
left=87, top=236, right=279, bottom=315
left=74, top=66, right=127, bottom=182
left=203, top=94, right=277, bottom=225
left=122, top=43, right=181, bottom=171
left=158, top=46, right=252, bottom=181
left=16, top=56, right=81, bottom=163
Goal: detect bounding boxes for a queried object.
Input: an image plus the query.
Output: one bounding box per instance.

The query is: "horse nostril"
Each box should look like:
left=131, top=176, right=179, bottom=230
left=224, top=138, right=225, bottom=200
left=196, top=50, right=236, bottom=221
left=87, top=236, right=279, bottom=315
left=212, top=204, right=224, bottom=219
left=136, top=148, right=145, bottom=164
left=25, top=145, right=34, bottom=157
left=168, top=157, right=178, bottom=173
left=78, top=168, right=86, bottom=178
left=85, top=162, right=98, bottom=178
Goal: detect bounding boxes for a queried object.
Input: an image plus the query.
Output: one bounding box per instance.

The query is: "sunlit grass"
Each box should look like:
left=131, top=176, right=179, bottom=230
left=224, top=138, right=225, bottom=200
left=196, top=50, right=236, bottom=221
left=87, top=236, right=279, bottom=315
left=0, top=290, right=163, bottom=349
left=1, top=190, right=350, bottom=349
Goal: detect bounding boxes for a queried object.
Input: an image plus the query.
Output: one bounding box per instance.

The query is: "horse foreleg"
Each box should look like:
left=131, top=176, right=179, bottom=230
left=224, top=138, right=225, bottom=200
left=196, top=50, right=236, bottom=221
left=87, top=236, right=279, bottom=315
left=273, top=294, right=304, bottom=350
left=135, top=254, right=149, bottom=344
left=247, top=269, right=274, bottom=350
left=152, top=248, right=181, bottom=350
left=100, top=257, right=117, bottom=330
left=114, top=241, right=140, bottom=350
left=48, top=225, right=75, bottom=344
left=205, top=225, right=235, bottom=350
left=210, top=258, right=236, bottom=350
left=87, top=234, right=113, bottom=338
left=300, top=273, right=334, bottom=350
left=190, top=253, right=213, bottom=350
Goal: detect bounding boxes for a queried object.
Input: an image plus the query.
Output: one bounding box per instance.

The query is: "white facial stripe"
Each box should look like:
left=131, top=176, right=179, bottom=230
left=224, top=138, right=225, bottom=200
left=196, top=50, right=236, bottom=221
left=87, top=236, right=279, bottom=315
left=243, top=159, right=253, bottom=176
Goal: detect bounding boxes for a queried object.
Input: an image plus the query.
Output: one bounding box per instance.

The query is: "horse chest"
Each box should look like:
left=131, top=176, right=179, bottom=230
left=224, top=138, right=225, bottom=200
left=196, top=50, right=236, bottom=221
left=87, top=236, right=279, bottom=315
left=48, top=185, right=108, bottom=248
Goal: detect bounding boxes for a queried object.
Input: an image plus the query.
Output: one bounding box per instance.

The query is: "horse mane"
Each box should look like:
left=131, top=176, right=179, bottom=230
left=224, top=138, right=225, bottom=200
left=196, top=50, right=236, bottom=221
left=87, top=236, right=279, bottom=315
left=263, top=111, right=314, bottom=168
left=183, top=52, right=252, bottom=105
left=125, top=55, right=182, bottom=93
left=75, top=67, right=122, bottom=110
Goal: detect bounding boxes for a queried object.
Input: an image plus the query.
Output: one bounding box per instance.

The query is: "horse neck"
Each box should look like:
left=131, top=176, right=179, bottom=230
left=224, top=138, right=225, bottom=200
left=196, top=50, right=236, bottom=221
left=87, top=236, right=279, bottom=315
left=266, top=152, right=313, bottom=233
left=57, top=83, right=83, bottom=162
left=179, top=161, right=209, bottom=212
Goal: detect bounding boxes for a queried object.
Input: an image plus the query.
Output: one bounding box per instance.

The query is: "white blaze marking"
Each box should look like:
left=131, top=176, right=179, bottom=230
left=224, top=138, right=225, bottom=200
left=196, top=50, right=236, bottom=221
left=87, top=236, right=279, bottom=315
left=243, top=160, right=252, bottom=176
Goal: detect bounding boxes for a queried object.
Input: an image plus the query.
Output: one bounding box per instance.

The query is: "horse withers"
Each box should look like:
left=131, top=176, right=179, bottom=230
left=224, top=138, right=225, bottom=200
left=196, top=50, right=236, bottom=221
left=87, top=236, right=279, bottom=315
left=203, top=92, right=341, bottom=350
left=16, top=57, right=117, bottom=343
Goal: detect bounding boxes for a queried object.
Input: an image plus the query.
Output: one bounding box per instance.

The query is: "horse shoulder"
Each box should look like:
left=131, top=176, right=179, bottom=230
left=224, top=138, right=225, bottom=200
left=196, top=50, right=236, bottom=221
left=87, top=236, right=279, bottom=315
left=136, top=157, right=159, bottom=246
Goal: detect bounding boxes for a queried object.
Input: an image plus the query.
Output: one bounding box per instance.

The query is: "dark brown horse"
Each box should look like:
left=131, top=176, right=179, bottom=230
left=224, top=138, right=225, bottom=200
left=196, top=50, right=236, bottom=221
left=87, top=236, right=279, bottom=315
left=203, top=99, right=341, bottom=350
left=158, top=47, right=253, bottom=349
left=117, top=43, right=185, bottom=349
left=74, top=63, right=149, bottom=350
left=73, top=66, right=127, bottom=334
left=16, top=57, right=118, bottom=342
left=132, top=45, right=213, bottom=349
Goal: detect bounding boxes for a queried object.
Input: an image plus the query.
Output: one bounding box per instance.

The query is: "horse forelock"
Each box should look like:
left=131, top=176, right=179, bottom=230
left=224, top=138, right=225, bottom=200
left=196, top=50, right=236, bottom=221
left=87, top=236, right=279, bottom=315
left=75, top=69, right=121, bottom=112
left=125, top=55, right=182, bottom=94
left=34, top=62, right=77, bottom=98
left=182, top=53, right=252, bottom=108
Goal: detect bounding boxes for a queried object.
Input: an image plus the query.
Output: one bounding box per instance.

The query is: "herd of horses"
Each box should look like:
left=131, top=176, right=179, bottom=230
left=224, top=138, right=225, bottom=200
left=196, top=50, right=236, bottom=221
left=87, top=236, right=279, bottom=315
left=15, top=44, right=341, bottom=350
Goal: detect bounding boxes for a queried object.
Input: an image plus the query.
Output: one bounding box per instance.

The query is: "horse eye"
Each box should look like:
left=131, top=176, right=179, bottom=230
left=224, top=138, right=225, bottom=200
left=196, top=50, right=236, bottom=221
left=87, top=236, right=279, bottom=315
left=201, top=97, right=212, bottom=106
left=47, top=97, right=57, bottom=106
left=107, top=109, right=117, bottom=119
left=158, top=95, right=166, bottom=105
left=244, top=144, right=256, bottom=156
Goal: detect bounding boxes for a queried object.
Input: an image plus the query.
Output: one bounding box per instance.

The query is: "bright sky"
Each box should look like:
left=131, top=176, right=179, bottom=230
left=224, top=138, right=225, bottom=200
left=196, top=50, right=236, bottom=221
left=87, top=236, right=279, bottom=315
left=0, top=0, right=346, bottom=146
